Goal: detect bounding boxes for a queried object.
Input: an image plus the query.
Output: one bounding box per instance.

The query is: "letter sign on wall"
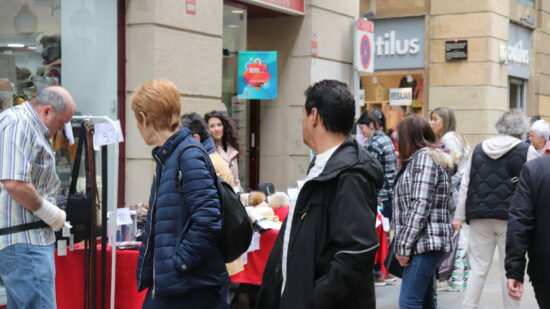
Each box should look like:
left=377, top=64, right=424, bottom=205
left=373, top=17, right=425, bottom=70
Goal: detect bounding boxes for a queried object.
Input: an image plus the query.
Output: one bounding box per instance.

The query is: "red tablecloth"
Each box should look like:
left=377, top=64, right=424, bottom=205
left=230, top=229, right=279, bottom=285
left=374, top=214, right=389, bottom=277
left=55, top=247, right=146, bottom=309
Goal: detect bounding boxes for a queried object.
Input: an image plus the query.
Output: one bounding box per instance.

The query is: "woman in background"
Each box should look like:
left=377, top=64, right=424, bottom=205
left=393, top=115, right=453, bottom=308
left=429, top=107, right=470, bottom=213
left=205, top=111, right=242, bottom=191
left=357, top=110, right=397, bottom=285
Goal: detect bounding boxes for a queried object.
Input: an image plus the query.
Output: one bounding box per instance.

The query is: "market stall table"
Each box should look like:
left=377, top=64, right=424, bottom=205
left=230, top=229, right=279, bottom=285
left=55, top=246, right=146, bottom=309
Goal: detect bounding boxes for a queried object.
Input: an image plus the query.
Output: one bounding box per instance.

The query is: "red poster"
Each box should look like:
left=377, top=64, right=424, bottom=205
left=186, top=0, right=196, bottom=15
left=246, top=0, right=304, bottom=15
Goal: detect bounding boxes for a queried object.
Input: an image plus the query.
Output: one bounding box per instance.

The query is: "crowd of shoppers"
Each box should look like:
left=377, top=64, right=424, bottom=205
left=1, top=75, right=548, bottom=309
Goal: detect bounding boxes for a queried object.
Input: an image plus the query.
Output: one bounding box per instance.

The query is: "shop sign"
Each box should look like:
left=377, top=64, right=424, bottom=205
left=373, top=17, right=424, bottom=70
left=389, top=88, right=412, bottom=106
left=505, top=23, right=532, bottom=79
left=445, top=40, right=468, bottom=61
left=237, top=51, right=278, bottom=100
left=186, top=0, right=196, bottom=15
left=354, top=19, right=375, bottom=73
left=239, top=0, right=304, bottom=15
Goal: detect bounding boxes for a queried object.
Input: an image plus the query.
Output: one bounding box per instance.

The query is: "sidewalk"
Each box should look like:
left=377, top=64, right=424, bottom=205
left=375, top=251, right=538, bottom=308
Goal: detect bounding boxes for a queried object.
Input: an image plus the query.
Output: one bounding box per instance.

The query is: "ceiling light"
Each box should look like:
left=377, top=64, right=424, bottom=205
left=228, top=25, right=239, bottom=28
left=231, top=10, right=244, bottom=14
left=7, top=43, right=25, bottom=48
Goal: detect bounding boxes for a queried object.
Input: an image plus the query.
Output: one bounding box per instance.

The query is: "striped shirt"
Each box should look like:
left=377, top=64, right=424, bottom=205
left=0, top=102, right=60, bottom=250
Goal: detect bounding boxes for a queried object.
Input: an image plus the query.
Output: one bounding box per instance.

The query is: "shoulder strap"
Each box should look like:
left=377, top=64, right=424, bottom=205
left=175, top=143, right=216, bottom=189
left=69, top=122, right=88, bottom=195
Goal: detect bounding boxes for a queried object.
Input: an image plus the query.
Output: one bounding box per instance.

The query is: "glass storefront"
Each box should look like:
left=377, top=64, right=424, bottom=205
left=222, top=3, right=249, bottom=190
left=0, top=1, right=117, bottom=302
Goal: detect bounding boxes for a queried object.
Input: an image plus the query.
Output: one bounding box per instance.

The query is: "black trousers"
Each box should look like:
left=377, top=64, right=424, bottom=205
left=533, top=280, right=550, bottom=309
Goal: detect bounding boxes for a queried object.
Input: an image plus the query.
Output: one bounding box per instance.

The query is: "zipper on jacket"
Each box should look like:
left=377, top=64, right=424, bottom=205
left=138, top=154, right=163, bottom=297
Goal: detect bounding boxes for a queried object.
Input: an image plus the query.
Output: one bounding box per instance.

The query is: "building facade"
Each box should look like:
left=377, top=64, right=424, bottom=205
left=125, top=0, right=360, bottom=204
left=361, top=0, right=550, bottom=145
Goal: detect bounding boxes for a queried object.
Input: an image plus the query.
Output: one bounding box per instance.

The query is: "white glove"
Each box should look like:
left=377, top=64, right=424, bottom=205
left=33, top=199, right=66, bottom=232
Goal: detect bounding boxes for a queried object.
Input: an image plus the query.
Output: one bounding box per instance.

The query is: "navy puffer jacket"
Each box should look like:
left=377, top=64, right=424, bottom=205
left=136, top=128, right=227, bottom=299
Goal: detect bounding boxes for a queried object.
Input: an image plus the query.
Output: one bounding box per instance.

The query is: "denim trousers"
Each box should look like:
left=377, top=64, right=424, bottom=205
left=0, top=243, right=56, bottom=309
left=399, top=251, right=444, bottom=309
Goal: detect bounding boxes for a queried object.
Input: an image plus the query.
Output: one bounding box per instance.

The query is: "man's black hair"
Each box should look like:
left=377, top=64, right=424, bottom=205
left=181, top=112, right=210, bottom=142
left=304, top=80, right=355, bottom=135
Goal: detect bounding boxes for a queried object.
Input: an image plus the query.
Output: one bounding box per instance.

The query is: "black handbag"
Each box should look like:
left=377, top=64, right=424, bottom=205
left=384, top=239, right=404, bottom=278
left=57, top=123, right=93, bottom=242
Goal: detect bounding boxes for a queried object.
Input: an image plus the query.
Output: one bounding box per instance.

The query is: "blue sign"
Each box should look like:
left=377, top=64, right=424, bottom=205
left=237, top=51, right=278, bottom=100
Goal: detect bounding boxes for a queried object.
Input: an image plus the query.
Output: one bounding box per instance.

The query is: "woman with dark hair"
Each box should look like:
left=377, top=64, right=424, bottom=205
left=204, top=111, right=241, bottom=191
left=357, top=110, right=397, bottom=285
left=393, top=115, right=454, bottom=308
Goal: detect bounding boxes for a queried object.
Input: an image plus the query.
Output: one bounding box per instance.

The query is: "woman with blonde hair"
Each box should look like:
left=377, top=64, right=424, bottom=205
left=132, top=79, right=227, bottom=308
left=430, top=107, right=470, bottom=213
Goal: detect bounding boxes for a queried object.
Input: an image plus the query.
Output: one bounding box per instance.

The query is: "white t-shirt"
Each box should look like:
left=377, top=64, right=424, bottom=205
left=281, top=143, right=341, bottom=294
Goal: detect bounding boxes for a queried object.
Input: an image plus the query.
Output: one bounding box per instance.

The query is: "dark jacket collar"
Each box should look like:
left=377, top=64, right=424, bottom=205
left=152, top=127, right=191, bottom=163
left=202, top=137, right=216, bottom=154
left=309, top=136, right=384, bottom=189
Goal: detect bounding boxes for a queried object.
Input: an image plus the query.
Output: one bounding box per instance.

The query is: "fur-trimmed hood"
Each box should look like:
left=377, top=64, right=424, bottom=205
left=425, top=147, right=458, bottom=171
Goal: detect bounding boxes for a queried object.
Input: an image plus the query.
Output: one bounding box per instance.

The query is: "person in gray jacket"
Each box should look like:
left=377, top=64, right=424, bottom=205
left=452, top=109, right=539, bottom=309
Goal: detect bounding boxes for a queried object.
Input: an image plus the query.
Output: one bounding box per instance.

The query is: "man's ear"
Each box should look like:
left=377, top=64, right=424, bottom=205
left=310, top=107, right=320, bottom=127
left=192, top=133, right=201, bottom=142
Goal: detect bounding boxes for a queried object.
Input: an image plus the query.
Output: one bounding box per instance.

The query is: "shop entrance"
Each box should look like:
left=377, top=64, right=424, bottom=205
left=360, top=71, right=425, bottom=132
left=509, top=77, right=526, bottom=111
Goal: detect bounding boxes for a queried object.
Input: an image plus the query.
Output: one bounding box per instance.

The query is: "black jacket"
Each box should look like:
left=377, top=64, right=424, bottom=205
left=256, top=138, right=384, bottom=309
left=505, top=155, right=550, bottom=283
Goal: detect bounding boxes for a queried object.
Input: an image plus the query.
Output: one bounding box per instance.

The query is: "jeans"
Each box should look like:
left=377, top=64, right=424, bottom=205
left=0, top=243, right=56, bottom=309
left=533, top=280, right=550, bottom=309
left=399, top=251, right=444, bottom=309
left=382, top=198, right=393, bottom=222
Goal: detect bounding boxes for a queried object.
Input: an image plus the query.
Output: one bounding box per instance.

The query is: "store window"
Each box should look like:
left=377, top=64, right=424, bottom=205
left=509, top=78, right=526, bottom=111
left=222, top=3, right=249, bottom=190
left=361, top=72, right=424, bottom=132
left=0, top=0, right=117, bottom=301
left=512, top=0, right=535, bottom=9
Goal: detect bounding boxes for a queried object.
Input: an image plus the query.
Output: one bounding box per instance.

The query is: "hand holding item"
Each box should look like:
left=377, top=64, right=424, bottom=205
left=396, top=254, right=410, bottom=267
left=33, top=198, right=66, bottom=231
left=507, top=279, right=524, bottom=301
left=451, top=219, right=463, bottom=230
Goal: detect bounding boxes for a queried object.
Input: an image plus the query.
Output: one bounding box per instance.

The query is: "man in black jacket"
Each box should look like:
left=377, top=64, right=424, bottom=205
left=256, top=80, right=383, bottom=309
left=505, top=155, right=550, bottom=308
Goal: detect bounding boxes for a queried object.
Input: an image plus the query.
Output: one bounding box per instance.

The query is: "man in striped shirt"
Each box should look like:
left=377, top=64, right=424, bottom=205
left=0, top=86, right=75, bottom=308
